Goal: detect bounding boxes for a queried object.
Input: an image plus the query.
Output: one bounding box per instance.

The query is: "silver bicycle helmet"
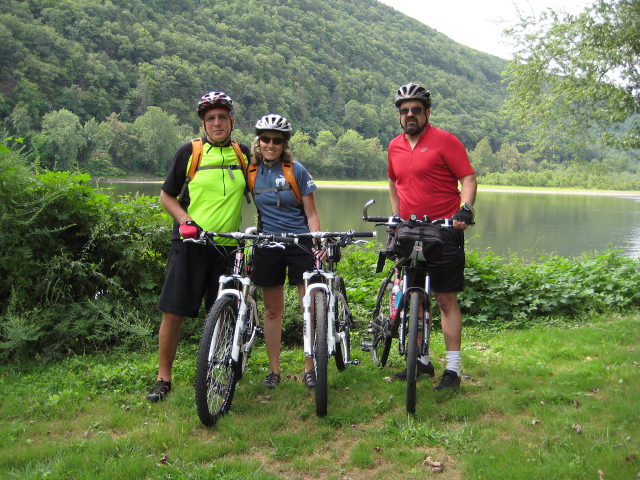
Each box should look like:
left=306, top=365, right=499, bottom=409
left=197, top=91, right=234, bottom=118
left=255, top=113, right=293, bottom=139
left=394, top=83, right=431, bottom=109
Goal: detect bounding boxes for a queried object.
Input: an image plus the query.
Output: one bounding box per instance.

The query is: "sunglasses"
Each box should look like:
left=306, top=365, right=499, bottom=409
left=399, top=106, right=425, bottom=116
left=259, top=135, right=284, bottom=145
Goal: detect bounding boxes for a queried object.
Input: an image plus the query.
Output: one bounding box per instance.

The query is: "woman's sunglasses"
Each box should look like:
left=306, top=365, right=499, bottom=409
left=259, top=135, right=284, bottom=145
left=398, top=106, right=425, bottom=116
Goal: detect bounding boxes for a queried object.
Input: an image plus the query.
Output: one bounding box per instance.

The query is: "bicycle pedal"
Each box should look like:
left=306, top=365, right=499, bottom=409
left=360, top=341, right=372, bottom=352
left=347, top=359, right=361, bottom=365
left=255, top=327, right=264, bottom=338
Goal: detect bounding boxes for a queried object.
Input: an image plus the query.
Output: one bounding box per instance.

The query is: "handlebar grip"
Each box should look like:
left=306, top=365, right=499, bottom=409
left=273, top=236, right=298, bottom=244
left=364, top=216, right=392, bottom=222
left=351, top=231, right=376, bottom=237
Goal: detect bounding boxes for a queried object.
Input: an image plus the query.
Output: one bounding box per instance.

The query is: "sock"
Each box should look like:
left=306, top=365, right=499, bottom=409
left=445, top=351, right=461, bottom=376
left=418, top=354, right=431, bottom=366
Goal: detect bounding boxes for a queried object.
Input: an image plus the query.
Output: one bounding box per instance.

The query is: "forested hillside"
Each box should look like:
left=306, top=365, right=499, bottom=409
left=0, top=0, right=511, bottom=177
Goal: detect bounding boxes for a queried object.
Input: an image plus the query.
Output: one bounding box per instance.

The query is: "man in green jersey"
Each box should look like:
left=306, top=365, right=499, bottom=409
left=147, top=92, right=250, bottom=402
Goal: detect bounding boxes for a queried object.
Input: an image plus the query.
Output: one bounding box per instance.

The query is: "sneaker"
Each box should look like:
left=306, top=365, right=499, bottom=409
left=434, top=370, right=461, bottom=391
left=146, top=378, right=171, bottom=402
left=262, top=371, right=281, bottom=389
left=393, top=361, right=435, bottom=381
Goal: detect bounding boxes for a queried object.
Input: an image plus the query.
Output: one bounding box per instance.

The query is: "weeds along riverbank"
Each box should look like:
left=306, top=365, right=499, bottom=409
left=2, top=157, right=640, bottom=359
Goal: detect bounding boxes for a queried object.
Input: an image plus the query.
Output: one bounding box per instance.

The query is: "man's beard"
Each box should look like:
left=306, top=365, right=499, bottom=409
left=403, top=119, right=426, bottom=137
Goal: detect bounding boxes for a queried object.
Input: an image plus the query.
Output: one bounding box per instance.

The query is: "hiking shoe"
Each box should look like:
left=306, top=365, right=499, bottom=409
left=434, top=370, right=461, bottom=391
left=303, top=369, right=316, bottom=389
left=146, top=378, right=171, bottom=402
left=393, top=361, right=435, bottom=381
left=262, top=371, right=281, bottom=389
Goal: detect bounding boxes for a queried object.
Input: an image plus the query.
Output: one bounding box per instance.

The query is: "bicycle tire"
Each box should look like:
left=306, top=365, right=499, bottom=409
left=334, top=276, right=350, bottom=371
left=406, top=292, right=420, bottom=414
left=195, top=296, right=238, bottom=427
left=237, top=286, right=258, bottom=381
left=313, top=291, right=328, bottom=417
left=370, top=278, right=393, bottom=367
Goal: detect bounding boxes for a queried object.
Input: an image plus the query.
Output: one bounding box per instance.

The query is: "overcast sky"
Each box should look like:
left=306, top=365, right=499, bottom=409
left=377, top=0, right=596, bottom=59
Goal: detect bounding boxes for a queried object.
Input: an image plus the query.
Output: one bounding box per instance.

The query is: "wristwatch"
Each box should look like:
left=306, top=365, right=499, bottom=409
left=459, top=202, right=475, bottom=222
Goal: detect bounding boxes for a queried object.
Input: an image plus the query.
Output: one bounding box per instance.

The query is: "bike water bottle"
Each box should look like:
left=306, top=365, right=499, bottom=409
left=389, top=278, right=401, bottom=319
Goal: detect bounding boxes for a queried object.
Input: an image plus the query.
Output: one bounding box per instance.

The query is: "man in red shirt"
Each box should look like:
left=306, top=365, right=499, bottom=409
left=388, top=82, right=477, bottom=391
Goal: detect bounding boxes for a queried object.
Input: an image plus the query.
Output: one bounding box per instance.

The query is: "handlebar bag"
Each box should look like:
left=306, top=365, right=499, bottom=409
left=393, top=220, right=443, bottom=261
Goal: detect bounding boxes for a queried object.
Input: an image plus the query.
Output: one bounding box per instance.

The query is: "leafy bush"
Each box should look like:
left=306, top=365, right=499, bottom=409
left=478, top=169, right=640, bottom=190
left=320, top=244, right=640, bottom=331
left=0, top=147, right=171, bottom=359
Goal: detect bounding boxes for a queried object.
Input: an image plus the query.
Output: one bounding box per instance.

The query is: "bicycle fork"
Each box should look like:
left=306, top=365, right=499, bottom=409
left=398, top=277, right=432, bottom=358
left=302, top=271, right=336, bottom=359
left=216, top=275, right=253, bottom=366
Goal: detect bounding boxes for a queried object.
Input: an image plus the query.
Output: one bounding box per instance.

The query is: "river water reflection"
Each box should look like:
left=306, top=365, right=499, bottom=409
left=97, top=181, right=640, bottom=259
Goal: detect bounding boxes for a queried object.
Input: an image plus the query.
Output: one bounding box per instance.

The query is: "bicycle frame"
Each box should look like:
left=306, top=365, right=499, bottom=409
left=215, top=273, right=256, bottom=367
left=395, top=261, right=432, bottom=358
left=302, top=256, right=351, bottom=361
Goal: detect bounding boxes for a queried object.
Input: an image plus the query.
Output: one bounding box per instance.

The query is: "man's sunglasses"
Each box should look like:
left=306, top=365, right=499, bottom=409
left=399, top=106, right=426, bottom=116
left=260, top=135, right=284, bottom=145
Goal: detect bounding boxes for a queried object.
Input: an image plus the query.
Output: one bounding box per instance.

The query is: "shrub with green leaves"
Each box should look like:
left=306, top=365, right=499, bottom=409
left=324, top=243, right=640, bottom=329
left=0, top=146, right=171, bottom=359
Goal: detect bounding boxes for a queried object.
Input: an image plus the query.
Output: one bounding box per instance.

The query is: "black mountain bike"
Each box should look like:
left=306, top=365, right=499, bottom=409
left=360, top=199, right=454, bottom=413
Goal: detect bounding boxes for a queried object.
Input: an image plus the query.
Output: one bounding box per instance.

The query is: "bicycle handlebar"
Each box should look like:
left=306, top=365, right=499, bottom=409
left=362, top=199, right=456, bottom=227
left=185, top=231, right=298, bottom=245
left=287, top=230, right=376, bottom=240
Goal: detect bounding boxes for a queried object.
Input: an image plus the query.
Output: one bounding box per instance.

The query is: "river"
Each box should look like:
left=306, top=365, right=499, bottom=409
left=94, top=181, right=640, bottom=258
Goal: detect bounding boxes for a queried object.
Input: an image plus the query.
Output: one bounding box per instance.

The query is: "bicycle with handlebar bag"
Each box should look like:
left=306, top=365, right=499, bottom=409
left=360, top=199, right=456, bottom=414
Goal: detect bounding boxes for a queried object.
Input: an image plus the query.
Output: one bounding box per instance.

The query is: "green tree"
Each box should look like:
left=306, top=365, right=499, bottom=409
left=469, top=137, right=498, bottom=176
left=41, top=109, right=85, bottom=171
left=133, top=107, right=180, bottom=175
left=289, top=131, right=317, bottom=172
left=503, top=0, right=640, bottom=155
left=343, top=100, right=363, bottom=132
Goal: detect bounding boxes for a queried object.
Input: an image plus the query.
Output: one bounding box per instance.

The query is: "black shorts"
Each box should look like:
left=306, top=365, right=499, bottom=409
left=157, top=240, right=235, bottom=318
left=409, top=228, right=465, bottom=293
left=251, top=237, right=314, bottom=287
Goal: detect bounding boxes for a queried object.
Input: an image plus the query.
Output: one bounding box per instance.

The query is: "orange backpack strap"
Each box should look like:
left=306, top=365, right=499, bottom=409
left=231, top=140, right=251, bottom=204
left=247, top=164, right=258, bottom=197
left=282, top=162, right=302, bottom=205
left=177, top=138, right=203, bottom=202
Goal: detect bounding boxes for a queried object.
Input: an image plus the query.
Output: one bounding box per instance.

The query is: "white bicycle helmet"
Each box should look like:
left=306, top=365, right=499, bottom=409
left=394, top=83, right=431, bottom=109
left=255, top=113, right=293, bottom=139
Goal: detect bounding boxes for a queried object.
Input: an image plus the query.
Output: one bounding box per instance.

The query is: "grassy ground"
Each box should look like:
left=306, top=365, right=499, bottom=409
left=2, top=313, right=639, bottom=479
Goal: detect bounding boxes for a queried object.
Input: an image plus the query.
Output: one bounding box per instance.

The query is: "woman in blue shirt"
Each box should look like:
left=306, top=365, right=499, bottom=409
left=249, top=114, right=324, bottom=390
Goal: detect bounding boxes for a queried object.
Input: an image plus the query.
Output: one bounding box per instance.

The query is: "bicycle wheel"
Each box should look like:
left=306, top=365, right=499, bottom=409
left=370, top=278, right=393, bottom=367
left=195, top=296, right=238, bottom=427
left=313, top=291, right=328, bottom=417
left=236, top=286, right=258, bottom=381
left=334, top=276, right=350, bottom=371
left=406, top=292, right=420, bottom=414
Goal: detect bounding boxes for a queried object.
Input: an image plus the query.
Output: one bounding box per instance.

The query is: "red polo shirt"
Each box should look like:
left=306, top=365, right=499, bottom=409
left=388, top=124, right=474, bottom=220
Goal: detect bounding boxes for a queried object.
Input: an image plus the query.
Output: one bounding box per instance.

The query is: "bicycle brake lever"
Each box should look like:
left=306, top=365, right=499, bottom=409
left=182, top=238, right=207, bottom=244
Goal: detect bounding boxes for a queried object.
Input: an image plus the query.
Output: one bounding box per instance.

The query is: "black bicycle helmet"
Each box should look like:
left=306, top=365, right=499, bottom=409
left=196, top=91, right=234, bottom=118
left=394, top=83, right=431, bottom=109
left=255, top=113, right=293, bottom=140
